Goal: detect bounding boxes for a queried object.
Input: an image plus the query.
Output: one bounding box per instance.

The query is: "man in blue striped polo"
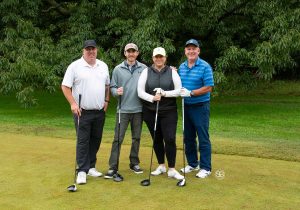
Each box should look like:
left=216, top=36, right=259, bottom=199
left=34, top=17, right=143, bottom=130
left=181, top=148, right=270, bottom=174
left=178, top=39, right=214, bottom=178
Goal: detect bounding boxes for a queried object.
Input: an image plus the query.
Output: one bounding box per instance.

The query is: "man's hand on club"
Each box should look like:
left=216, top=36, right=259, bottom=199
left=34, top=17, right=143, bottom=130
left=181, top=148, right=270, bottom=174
left=71, top=102, right=81, bottom=116
left=117, top=87, right=123, bottom=95
left=180, top=87, right=191, bottom=97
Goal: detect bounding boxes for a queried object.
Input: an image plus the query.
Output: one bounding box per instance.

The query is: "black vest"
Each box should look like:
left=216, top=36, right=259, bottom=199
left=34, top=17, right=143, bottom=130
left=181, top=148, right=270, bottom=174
left=142, top=65, right=177, bottom=111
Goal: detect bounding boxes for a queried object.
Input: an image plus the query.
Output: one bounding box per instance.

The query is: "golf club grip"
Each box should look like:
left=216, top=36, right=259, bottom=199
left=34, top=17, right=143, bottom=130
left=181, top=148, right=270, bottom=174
left=78, top=94, right=82, bottom=109
left=182, top=98, right=184, bottom=133
left=118, top=96, right=121, bottom=124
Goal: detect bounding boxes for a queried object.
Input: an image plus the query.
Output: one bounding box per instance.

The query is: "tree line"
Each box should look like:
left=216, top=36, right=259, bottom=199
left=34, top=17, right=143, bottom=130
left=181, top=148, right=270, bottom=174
left=0, top=0, right=299, bottom=106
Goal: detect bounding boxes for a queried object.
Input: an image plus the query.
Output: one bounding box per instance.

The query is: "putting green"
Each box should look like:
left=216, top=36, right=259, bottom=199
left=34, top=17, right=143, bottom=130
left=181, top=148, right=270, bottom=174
left=0, top=133, right=299, bottom=210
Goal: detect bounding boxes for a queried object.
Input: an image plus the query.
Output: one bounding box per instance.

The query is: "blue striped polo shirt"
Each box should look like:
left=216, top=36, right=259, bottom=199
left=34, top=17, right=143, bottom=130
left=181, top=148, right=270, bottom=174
left=178, top=57, right=214, bottom=104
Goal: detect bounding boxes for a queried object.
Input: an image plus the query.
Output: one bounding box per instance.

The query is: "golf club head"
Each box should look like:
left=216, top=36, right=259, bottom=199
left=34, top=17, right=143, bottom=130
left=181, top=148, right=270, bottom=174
left=113, top=173, right=124, bottom=182
left=67, top=184, right=77, bottom=192
left=177, top=179, right=186, bottom=187
left=140, top=179, right=151, bottom=186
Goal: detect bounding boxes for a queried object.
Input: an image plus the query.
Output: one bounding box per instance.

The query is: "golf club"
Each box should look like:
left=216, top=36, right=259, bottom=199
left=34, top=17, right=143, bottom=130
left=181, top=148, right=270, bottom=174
left=177, top=98, right=186, bottom=187
left=141, top=100, right=159, bottom=186
left=67, top=94, right=82, bottom=192
left=113, top=95, right=124, bottom=182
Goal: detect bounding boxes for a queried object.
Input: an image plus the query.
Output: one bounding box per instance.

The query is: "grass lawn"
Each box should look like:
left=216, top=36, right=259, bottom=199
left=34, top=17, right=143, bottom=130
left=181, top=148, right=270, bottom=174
left=0, top=133, right=299, bottom=210
left=0, top=80, right=299, bottom=209
left=0, top=80, right=299, bottom=161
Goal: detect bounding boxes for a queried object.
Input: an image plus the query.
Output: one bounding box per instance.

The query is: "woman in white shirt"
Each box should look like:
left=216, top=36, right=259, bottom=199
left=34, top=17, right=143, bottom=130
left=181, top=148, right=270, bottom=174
left=137, top=47, right=183, bottom=180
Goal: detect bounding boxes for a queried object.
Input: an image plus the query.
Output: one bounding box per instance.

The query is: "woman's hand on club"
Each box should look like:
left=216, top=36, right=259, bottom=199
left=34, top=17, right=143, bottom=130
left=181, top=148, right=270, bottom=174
left=153, top=88, right=166, bottom=97
left=153, top=94, right=161, bottom=101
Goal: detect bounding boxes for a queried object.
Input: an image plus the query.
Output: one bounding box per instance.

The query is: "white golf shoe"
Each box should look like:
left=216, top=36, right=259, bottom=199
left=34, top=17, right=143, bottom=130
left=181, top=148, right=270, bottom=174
left=168, top=169, right=184, bottom=180
left=180, top=165, right=200, bottom=173
left=88, top=168, right=102, bottom=177
left=76, top=171, right=87, bottom=184
left=151, top=165, right=166, bottom=176
left=196, top=169, right=211, bottom=178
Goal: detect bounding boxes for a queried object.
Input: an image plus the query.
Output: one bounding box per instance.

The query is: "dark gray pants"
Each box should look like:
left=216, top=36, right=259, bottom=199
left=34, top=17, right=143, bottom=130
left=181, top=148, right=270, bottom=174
left=108, top=112, right=142, bottom=170
left=74, top=110, right=105, bottom=173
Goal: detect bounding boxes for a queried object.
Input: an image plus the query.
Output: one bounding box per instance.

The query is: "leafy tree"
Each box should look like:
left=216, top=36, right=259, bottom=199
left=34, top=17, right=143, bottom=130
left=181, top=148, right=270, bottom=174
left=0, top=0, right=299, bottom=106
left=0, top=0, right=59, bottom=107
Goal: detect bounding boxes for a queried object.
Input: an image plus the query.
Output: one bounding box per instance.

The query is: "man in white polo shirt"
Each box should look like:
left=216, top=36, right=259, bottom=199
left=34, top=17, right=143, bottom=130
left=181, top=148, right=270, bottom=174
left=61, top=40, right=110, bottom=185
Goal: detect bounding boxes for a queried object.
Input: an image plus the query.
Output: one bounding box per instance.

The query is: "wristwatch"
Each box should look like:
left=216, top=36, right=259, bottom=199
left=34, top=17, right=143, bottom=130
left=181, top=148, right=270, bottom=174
left=190, top=90, right=195, bottom=97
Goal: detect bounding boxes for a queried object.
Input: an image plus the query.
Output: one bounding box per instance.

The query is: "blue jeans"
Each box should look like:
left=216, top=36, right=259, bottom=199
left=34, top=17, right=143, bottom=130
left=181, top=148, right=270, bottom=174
left=184, top=102, right=211, bottom=171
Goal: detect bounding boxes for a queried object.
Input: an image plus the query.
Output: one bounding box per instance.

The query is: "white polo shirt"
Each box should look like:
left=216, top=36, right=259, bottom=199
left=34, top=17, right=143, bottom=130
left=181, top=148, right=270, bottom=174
left=62, top=57, right=110, bottom=110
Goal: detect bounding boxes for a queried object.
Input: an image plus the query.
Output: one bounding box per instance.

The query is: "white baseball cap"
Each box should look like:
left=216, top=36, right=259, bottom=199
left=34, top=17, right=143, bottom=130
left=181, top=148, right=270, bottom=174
left=153, top=47, right=166, bottom=57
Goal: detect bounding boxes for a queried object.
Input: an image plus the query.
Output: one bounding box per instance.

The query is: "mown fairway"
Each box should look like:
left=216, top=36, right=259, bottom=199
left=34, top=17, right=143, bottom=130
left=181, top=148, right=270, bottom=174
left=0, top=81, right=299, bottom=209
left=0, top=133, right=299, bottom=210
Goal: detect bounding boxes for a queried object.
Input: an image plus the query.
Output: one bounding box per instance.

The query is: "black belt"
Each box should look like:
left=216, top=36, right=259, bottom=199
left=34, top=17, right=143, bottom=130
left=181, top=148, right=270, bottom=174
left=184, top=101, right=209, bottom=107
left=81, top=108, right=104, bottom=112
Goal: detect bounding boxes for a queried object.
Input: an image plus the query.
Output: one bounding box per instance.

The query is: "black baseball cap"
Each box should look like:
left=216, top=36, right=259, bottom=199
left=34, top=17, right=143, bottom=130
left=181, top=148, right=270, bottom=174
left=83, top=40, right=97, bottom=48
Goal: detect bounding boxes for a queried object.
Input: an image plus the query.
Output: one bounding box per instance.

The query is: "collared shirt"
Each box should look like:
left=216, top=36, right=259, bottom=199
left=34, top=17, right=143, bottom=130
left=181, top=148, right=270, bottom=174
left=62, top=57, right=110, bottom=110
left=179, top=57, right=214, bottom=104
left=124, top=61, right=137, bottom=73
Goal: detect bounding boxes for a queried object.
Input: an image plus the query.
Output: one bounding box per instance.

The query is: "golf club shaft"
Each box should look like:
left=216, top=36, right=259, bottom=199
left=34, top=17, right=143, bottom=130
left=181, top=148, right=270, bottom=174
left=148, top=101, right=159, bottom=181
left=117, top=96, right=121, bottom=171
left=73, top=94, right=81, bottom=183
left=182, top=98, right=186, bottom=179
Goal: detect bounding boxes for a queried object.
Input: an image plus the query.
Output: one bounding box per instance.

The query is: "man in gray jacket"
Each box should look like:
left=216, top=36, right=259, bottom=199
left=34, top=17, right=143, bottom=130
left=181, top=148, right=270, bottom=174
left=104, top=43, right=147, bottom=181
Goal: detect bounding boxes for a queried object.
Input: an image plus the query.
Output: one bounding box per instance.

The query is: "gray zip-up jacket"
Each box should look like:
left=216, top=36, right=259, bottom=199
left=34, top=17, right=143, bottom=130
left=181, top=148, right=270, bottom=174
left=110, top=61, right=147, bottom=113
